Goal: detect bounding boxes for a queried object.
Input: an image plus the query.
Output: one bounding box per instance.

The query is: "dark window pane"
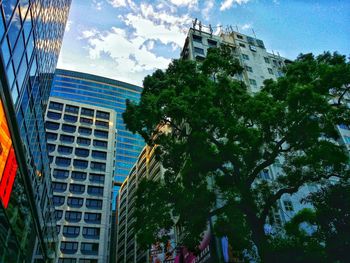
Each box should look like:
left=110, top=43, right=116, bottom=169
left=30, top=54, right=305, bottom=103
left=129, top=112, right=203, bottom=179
left=87, top=186, right=104, bottom=196
left=71, top=171, right=87, bottom=181
left=69, top=184, right=85, bottom=194
left=67, top=197, right=84, bottom=208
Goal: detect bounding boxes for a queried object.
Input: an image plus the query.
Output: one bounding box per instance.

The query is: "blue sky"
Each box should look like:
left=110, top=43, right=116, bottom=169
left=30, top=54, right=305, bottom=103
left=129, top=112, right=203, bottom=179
left=57, top=0, right=350, bottom=86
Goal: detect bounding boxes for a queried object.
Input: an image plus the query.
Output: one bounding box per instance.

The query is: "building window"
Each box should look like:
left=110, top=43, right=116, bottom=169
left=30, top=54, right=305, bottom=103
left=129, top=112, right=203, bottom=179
left=81, top=108, right=94, bottom=117
left=268, top=68, right=273, bottom=74
left=283, top=200, right=294, bottom=212
left=47, top=132, right=58, bottom=141
left=53, top=169, right=69, bottom=179
left=53, top=182, right=67, bottom=193
left=49, top=101, right=63, bottom=111
left=60, top=134, right=74, bottom=143
left=87, top=186, right=104, bottom=196
left=239, top=43, right=246, bottom=48
left=236, top=34, right=243, bottom=39
left=55, top=210, right=63, bottom=221
left=80, top=117, right=93, bottom=125
left=249, top=79, right=257, bottom=86
left=69, top=184, right=85, bottom=194
left=96, top=110, right=110, bottom=120
left=94, top=129, right=108, bottom=139
left=60, top=241, right=78, bottom=254
left=67, top=197, right=84, bottom=208
left=256, top=39, right=265, bottom=48
left=71, top=171, right=87, bottom=181
left=339, top=124, right=349, bottom=130
left=77, top=137, right=91, bottom=146
left=58, top=258, right=77, bottom=263
left=92, top=150, right=107, bottom=160
left=242, top=54, right=249, bottom=60
left=47, top=111, right=61, bottom=120
left=344, top=136, right=350, bottom=144
left=57, top=145, right=73, bottom=155
left=81, top=242, right=99, bottom=255
left=79, top=259, right=97, bottom=263
left=86, top=199, right=103, bottom=209
left=55, top=157, right=71, bottom=167
left=65, top=211, right=82, bottom=222
left=82, top=227, right=100, bottom=239
left=194, top=47, right=204, bottom=55
left=89, top=173, right=105, bottom=184
left=46, top=121, right=60, bottom=130
left=47, top=144, right=55, bottom=152
left=53, top=196, right=65, bottom=206
left=264, top=57, right=270, bottom=63
left=63, top=226, right=80, bottom=238
left=207, top=39, right=217, bottom=47
left=64, top=114, right=78, bottom=123
left=95, top=120, right=109, bottom=128
left=75, top=148, right=90, bottom=158
left=90, top=162, right=106, bottom=172
left=84, top=212, right=102, bottom=224
left=73, top=159, right=89, bottom=169
left=245, top=66, right=253, bottom=72
left=93, top=140, right=107, bottom=148
left=65, top=105, right=79, bottom=114
left=192, top=34, right=202, bottom=43
left=78, top=127, right=92, bottom=135
left=62, top=124, right=76, bottom=133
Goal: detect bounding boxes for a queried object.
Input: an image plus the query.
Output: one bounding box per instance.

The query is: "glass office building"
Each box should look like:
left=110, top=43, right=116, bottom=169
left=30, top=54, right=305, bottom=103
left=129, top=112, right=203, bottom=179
left=0, top=0, right=71, bottom=262
left=51, top=69, right=144, bottom=204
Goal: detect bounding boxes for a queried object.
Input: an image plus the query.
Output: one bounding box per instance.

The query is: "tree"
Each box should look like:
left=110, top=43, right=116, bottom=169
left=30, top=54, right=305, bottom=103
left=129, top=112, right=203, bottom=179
left=123, top=46, right=350, bottom=261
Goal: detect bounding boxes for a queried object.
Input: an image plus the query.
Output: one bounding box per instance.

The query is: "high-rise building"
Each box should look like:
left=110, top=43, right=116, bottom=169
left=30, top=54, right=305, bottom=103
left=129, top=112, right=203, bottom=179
left=0, top=1, right=71, bottom=262
left=45, top=97, right=116, bottom=263
left=50, top=69, right=144, bottom=198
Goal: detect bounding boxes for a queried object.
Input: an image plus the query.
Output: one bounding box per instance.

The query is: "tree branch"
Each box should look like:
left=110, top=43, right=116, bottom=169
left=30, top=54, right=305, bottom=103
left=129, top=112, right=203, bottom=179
left=331, top=84, right=350, bottom=106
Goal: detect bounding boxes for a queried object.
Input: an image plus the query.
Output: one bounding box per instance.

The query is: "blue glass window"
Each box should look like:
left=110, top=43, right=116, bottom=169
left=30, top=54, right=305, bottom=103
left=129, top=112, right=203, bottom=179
left=96, top=110, right=110, bottom=120
left=53, top=182, right=67, bottom=193
left=94, top=129, right=108, bottom=139
left=86, top=199, right=102, bottom=210
left=82, top=227, right=100, bottom=239
left=78, top=127, right=92, bottom=135
left=90, top=162, right=106, bottom=172
left=87, top=186, right=104, bottom=196
left=89, top=173, right=105, bottom=184
left=92, top=150, right=106, bottom=160
left=73, top=159, right=88, bottom=169
left=80, top=242, right=99, bottom=255
left=84, top=212, right=101, bottom=224
left=64, top=114, right=77, bottom=123
left=53, top=169, right=69, bottom=179
left=55, top=157, right=71, bottom=167
left=47, top=111, right=62, bottom=120
left=55, top=210, right=63, bottom=221
left=60, top=241, right=78, bottom=254
left=81, top=108, right=94, bottom=117
left=95, top=120, right=108, bottom=128
left=12, top=34, right=25, bottom=71
left=65, top=211, right=82, bottom=223
left=71, top=171, right=87, bottom=181
left=60, top=134, right=74, bottom=143
left=58, top=258, right=76, bottom=263
left=57, top=145, right=73, bottom=155
left=93, top=140, right=107, bottom=148
left=63, top=226, right=80, bottom=238
left=65, top=104, right=79, bottom=114
left=46, top=121, right=60, bottom=130
left=77, top=137, right=90, bottom=146
left=75, top=148, right=89, bottom=158
left=53, top=196, right=65, bottom=206
left=47, top=132, right=58, bottom=141
left=2, top=0, right=18, bottom=24
left=69, top=184, right=85, bottom=194
left=7, top=7, right=21, bottom=48
left=80, top=117, right=93, bottom=125
left=49, top=101, right=63, bottom=111
left=62, top=124, right=76, bottom=133
left=47, top=144, right=55, bottom=152
left=67, top=197, right=84, bottom=208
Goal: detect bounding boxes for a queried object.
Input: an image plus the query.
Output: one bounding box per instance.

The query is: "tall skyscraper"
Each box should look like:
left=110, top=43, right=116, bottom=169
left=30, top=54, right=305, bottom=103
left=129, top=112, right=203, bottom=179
left=45, top=97, right=116, bottom=263
left=0, top=1, right=71, bottom=262
left=50, top=69, right=144, bottom=201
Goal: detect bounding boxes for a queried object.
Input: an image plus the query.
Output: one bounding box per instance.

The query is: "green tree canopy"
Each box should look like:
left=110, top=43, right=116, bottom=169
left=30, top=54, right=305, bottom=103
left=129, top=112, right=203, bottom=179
left=123, top=46, right=350, bottom=262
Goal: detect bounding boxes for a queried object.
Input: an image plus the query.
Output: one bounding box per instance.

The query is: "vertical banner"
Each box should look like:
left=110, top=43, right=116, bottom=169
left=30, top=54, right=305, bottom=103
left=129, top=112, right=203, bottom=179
left=0, top=99, right=18, bottom=208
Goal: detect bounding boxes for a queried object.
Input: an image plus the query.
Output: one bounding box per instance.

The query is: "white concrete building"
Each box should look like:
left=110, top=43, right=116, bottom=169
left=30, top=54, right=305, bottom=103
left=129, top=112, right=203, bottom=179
left=45, top=97, right=116, bottom=263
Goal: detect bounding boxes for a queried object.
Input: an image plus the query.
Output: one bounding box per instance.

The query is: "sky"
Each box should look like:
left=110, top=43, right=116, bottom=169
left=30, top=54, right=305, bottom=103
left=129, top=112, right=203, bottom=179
left=57, top=0, right=350, bottom=86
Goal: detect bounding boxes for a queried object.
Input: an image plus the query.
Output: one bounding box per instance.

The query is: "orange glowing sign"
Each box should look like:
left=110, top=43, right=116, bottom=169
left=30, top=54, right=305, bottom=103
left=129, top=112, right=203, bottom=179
left=0, top=99, right=18, bottom=208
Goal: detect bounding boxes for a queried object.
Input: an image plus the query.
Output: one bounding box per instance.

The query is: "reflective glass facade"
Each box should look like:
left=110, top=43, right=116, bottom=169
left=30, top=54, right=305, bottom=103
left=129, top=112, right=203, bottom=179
left=51, top=69, right=144, bottom=206
left=0, top=0, right=71, bottom=262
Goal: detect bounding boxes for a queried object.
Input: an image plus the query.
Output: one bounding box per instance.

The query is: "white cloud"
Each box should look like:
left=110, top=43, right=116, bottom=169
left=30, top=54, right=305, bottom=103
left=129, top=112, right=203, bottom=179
left=202, top=0, right=215, bottom=21
left=170, top=0, right=197, bottom=7
left=107, top=0, right=126, bottom=8
left=220, top=0, right=250, bottom=11
left=92, top=0, right=103, bottom=10
left=241, top=23, right=252, bottom=31
left=80, top=29, right=99, bottom=39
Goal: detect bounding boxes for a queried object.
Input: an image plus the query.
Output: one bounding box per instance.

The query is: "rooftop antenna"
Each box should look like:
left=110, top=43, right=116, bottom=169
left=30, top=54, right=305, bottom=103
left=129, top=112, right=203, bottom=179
left=235, top=25, right=239, bottom=33
left=209, top=24, right=213, bottom=37
left=192, top=18, right=197, bottom=29
left=252, top=28, right=257, bottom=39
left=198, top=21, right=202, bottom=33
